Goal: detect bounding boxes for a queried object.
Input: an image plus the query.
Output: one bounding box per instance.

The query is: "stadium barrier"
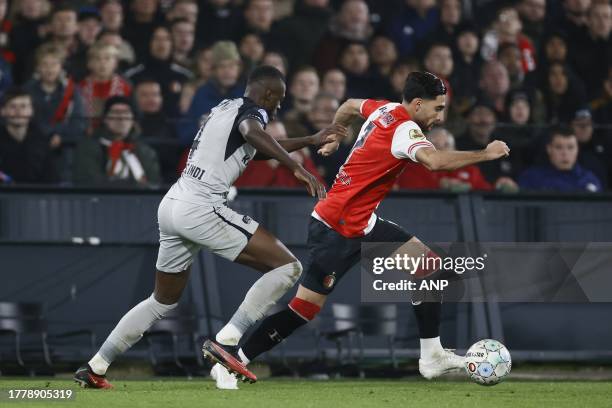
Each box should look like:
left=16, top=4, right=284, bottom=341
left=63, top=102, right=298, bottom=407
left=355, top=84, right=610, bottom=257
left=1, top=187, right=612, bottom=363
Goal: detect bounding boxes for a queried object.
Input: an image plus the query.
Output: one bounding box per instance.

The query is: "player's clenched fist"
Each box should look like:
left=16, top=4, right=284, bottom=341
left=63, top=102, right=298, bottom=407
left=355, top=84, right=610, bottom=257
left=484, top=140, right=510, bottom=160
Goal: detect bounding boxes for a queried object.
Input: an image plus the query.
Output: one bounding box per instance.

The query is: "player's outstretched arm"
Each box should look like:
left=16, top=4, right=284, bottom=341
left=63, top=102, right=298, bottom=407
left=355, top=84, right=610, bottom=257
left=333, top=98, right=366, bottom=127
left=318, top=99, right=365, bottom=156
left=239, top=119, right=327, bottom=199
left=265, top=124, right=348, bottom=155
left=415, top=140, right=510, bottom=172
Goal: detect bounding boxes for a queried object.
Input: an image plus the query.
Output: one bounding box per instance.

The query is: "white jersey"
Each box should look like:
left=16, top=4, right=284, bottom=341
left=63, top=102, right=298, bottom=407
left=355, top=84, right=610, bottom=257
left=166, top=97, right=268, bottom=204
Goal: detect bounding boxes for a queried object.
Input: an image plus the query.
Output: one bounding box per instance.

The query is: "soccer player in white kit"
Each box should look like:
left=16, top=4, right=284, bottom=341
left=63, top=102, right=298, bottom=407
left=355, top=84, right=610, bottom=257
left=74, top=66, right=346, bottom=389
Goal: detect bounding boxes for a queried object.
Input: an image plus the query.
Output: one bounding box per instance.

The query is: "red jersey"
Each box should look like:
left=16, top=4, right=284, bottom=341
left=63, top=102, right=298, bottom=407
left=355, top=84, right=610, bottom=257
left=314, top=99, right=435, bottom=237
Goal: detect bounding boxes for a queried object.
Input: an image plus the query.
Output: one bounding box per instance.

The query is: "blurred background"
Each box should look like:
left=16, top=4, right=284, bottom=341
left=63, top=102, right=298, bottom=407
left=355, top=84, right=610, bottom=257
left=0, top=0, right=611, bottom=378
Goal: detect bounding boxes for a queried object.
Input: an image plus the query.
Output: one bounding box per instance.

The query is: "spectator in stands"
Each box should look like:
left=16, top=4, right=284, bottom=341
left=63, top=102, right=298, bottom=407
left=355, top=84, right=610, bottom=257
left=313, top=0, right=372, bottom=73
left=516, top=0, right=547, bottom=52
left=261, top=51, right=289, bottom=77
left=78, top=8, right=102, bottom=48
left=590, top=66, right=612, bottom=137
left=423, top=42, right=454, bottom=104
left=236, top=0, right=276, bottom=46
left=234, top=121, right=324, bottom=188
left=478, top=60, right=511, bottom=116
left=519, top=125, right=602, bottom=192
left=451, top=22, right=482, bottom=114
left=0, top=56, right=10, bottom=99
left=456, top=101, right=519, bottom=190
left=0, top=0, right=14, bottom=66
left=73, top=96, right=160, bottom=186
left=553, top=0, right=591, bottom=41
left=79, top=43, right=131, bottom=125
left=178, top=40, right=243, bottom=145
left=10, top=0, right=50, bottom=83
left=571, top=108, right=609, bottom=188
left=570, top=2, right=611, bottom=99
left=196, top=0, right=241, bottom=47
left=46, top=5, right=81, bottom=76
left=0, top=88, right=57, bottom=184
left=123, top=0, right=163, bottom=62
left=340, top=41, right=392, bottom=99
left=238, top=32, right=265, bottom=74
left=497, top=91, right=540, bottom=168
left=72, top=8, right=104, bottom=81
left=481, top=6, right=537, bottom=73
left=24, top=44, right=86, bottom=149
left=133, top=79, right=179, bottom=183
left=166, top=0, right=198, bottom=26
left=124, top=25, right=193, bottom=118
left=283, top=66, right=320, bottom=120
left=389, top=59, right=421, bottom=101
left=395, top=128, right=492, bottom=191
left=170, top=18, right=196, bottom=69
left=433, top=0, right=463, bottom=46
left=100, top=0, right=123, bottom=33
left=369, top=35, right=398, bottom=77
left=98, top=30, right=136, bottom=72
left=388, top=0, right=439, bottom=57
left=321, top=68, right=347, bottom=102
left=179, top=47, right=213, bottom=114
left=272, top=0, right=332, bottom=70
left=542, top=62, right=587, bottom=123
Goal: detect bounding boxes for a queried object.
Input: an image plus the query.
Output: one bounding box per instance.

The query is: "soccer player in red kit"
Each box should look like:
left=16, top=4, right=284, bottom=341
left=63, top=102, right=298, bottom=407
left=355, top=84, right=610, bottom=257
left=204, top=72, right=510, bottom=384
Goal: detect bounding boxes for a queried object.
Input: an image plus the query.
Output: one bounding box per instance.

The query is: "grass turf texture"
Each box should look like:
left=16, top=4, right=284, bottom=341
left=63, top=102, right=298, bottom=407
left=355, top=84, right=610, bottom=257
left=1, top=379, right=610, bottom=408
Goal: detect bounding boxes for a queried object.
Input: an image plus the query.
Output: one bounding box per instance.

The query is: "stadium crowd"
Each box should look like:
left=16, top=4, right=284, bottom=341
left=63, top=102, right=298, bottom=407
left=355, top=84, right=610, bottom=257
left=0, top=0, right=610, bottom=192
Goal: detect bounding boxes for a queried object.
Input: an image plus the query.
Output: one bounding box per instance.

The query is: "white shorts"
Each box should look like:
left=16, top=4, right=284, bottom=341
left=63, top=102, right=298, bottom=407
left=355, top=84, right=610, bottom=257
left=155, top=197, right=259, bottom=273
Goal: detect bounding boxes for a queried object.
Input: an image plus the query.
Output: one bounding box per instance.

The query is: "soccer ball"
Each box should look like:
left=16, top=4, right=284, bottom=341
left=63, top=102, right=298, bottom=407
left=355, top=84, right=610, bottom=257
left=464, top=339, right=512, bottom=386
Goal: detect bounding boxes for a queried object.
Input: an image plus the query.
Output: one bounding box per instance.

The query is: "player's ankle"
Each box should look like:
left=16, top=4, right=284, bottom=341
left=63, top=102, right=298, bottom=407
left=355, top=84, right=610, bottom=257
left=238, top=348, right=250, bottom=365
left=419, top=336, right=444, bottom=361
left=216, top=324, right=242, bottom=346
left=88, top=353, right=110, bottom=375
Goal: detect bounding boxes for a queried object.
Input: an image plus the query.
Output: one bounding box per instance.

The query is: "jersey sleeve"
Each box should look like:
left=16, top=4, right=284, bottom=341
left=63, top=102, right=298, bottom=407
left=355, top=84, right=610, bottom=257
left=236, top=104, right=269, bottom=129
left=391, top=121, right=435, bottom=162
left=360, top=99, right=389, bottom=118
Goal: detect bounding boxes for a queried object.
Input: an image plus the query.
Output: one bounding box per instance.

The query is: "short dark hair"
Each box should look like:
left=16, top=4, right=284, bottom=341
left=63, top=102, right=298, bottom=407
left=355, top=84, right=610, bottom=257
left=547, top=124, right=575, bottom=144
left=402, top=71, right=446, bottom=103
left=1, top=87, right=31, bottom=108
left=248, top=65, right=285, bottom=85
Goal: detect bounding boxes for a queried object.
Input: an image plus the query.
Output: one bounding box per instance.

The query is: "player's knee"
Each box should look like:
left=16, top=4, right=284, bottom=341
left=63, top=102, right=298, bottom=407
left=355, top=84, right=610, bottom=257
left=288, top=296, right=321, bottom=321
left=275, top=260, right=302, bottom=289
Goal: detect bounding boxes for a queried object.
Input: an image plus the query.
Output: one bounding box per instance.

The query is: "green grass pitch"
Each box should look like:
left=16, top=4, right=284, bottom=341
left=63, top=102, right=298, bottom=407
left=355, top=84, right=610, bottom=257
left=1, top=378, right=611, bottom=408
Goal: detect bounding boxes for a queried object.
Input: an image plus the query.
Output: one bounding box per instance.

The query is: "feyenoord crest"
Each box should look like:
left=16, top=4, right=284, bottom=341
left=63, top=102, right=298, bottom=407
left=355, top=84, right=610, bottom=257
left=409, top=129, right=425, bottom=139
left=323, top=272, right=337, bottom=289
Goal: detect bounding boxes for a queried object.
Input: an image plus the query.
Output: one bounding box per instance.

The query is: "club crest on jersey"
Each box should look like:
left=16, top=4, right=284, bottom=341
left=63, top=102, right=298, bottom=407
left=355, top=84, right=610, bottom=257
left=409, top=129, right=425, bottom=139
left=242, top=215, right=252, bottom=224
left=323, top=272, right=337, bottom=289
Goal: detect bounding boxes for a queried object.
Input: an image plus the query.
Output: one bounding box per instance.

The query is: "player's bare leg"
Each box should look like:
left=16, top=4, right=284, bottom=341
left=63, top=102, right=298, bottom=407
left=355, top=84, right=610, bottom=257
left=204, top=226, right=303, bottom=386
left=75, top=269, right=191, bottom=389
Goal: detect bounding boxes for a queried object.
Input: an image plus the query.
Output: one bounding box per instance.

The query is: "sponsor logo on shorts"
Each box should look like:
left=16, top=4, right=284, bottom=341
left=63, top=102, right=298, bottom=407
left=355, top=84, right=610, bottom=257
left=323, top=272, right=336, bottom=289
left=242, top=215, right=252, bottom=224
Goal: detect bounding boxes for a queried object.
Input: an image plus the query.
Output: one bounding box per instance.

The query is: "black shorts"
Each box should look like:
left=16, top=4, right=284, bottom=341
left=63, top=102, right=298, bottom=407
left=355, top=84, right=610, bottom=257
left=301, top=217, right=414, bottom=295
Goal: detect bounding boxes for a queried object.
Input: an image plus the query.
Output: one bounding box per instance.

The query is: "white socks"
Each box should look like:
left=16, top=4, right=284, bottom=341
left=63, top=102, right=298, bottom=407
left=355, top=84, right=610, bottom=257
left=216, top=261, right=302, bottom=346
left=90, top=294, right=177, bottom=375
left=420, top=336, right=444, bottom=361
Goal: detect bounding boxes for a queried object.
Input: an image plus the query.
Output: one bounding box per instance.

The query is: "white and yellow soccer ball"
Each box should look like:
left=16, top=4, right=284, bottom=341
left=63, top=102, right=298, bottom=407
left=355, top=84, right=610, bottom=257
left=465, top=339, right=512, bottom=386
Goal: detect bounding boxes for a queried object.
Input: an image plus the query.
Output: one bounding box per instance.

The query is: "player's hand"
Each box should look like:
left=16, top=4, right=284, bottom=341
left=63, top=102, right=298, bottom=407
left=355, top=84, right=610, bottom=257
left=316, top=124, right=347, bottom=156
left=313, top=123, right=347, bottom=145
left=484, top=140, right=510, bottom=160
left=294, top=166, right=326, bottom=199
